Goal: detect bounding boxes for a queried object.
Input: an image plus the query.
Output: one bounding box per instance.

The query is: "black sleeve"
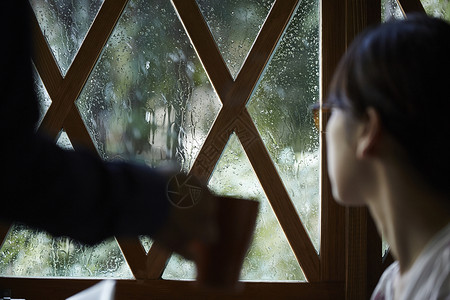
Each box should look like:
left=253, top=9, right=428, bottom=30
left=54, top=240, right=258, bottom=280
left=2, top=133, right=171, bottom=245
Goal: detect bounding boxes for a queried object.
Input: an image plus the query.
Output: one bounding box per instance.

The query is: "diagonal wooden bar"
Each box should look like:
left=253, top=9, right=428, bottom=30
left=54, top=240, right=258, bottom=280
left=144, top=241, right=172, bottom=279
left=31, top=9, right=97, bottom=152
left=171, top=0, right=233, bottom=102
left=115, top=236, right=148, bottom=279
left=173, top=0, right=320, bottom=282
left=29, top=4, right=62, bottom=99
left=177, top=0, right=300, bottom=175
left=30, top=0, right=119, bottom=152
left=63, top=108, right=99, bottom=153
left=30, top=0, right=152, bottom=280
left=0, top=222, right=12, bottom=251
left=238, top=110, right=320, bottom=282
left=38, top=0, right=129, bottom=140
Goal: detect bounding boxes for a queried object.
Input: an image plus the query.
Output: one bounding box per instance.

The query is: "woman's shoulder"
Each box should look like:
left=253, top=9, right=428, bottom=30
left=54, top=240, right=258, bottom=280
left=371, top=262, right=399, bottom=300
left=402, top=223, right=450, bottom=299
left=371, top=223, right=450, bottom=300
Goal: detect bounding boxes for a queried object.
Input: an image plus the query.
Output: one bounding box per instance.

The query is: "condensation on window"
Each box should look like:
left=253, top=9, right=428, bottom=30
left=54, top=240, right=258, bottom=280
left=247, top=0, right=320, bottom=252
left=420, top=0, right=450, bottom=21
left=0, top=2, right=130, bottom=279
left=1, top=0, right=221, bottom=279
left=56, top=131, right=74, bottom=150
left=163, top=134, right=306, bottom=281
left=139, top=235, right=153, bottom=253
left=163, top=253, right=196, bottom=280
left=196, top=0, right=275, bottom=79
left=32, top=65, right=51, bottom=129
left=382, top=0, right=405, bottom=21
left=382, top=233, right=390, bottom=257
left=11, top=0, right=322, bottom=281
left=0, top=224, right=133, bottom=278
left=382, top=0, right=449, bottom=22
left=30, top=0, right=104, bottom=76
left=76, top=0, right=221, bottom=172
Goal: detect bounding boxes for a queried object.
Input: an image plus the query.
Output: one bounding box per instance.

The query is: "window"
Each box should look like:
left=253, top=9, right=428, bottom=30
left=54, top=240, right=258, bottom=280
left=2, top=0, right=323, bottom=288
left=3, top=0, right=320, bottom=283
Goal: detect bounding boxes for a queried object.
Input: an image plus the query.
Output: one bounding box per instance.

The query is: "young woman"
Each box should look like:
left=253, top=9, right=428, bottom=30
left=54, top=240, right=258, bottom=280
left=325, top=14, right=450, bottom=299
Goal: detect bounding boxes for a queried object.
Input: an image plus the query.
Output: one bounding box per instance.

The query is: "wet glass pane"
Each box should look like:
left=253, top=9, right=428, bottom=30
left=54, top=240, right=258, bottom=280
left=163, top=253, right=196, bottom=280
left=33, top=65, right=51, bottom=128
left=76, top=0, right=221, bottom=171
left=30, top=0, right=104, bottom=76
left=139, top=236, right=153, bottom=253
left=421, top=0, right=450, bottom=21
left=57, top=131, right=74, bottom=150
left=247, top=0, right=320, bottom=251
left=196, top=0, right=275, bottom=79
left=382, top=233, right=390, bottom=257
left=1, top=51, right=128, bottom=279
left=0, top=224, right=133, bottom=278
left=163, top=134, right=306, bottom=281
left=382, top=0, right=405, bottom=21
left=210, top=134, right=305, bottom=281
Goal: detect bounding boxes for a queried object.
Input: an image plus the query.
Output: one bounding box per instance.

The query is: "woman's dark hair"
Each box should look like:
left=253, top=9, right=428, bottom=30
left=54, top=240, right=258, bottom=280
left=327, top=14, right=450, bottom=195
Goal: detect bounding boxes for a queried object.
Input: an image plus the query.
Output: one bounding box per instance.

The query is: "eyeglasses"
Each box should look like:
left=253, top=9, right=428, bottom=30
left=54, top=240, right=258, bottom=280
left=311, top=104, right=332, bottom=131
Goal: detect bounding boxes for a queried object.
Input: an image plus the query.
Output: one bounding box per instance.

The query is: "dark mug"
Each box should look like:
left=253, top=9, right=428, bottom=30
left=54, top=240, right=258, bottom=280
left=195, top=196, right=259, bottom=292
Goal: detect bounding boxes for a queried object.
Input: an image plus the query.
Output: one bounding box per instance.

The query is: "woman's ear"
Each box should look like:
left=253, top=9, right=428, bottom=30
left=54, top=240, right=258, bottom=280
left=356, top=107, right=382, bottom=159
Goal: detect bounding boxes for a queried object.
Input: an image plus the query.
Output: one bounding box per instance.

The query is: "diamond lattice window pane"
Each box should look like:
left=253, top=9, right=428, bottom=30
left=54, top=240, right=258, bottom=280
left=56, top=131, right=74, bottom=150
left=0, top=224, right=133, bottom=278
left=247, top=0, right=320, bottom=252
left=420, top=0, right=450, bottom=21
left=30, top=0, right=104, bottom=76
left=162, top=134, right=306, bottom=281
left=162, top=253, right=196, bottom=280
left=382, top=0, right=405, bottom=21
left=76, top=0, right=221, bottom=171
left=209, top=134, right=305, bottom=281
left=139, top=236, right=153, bottom=253
left=196, top=0, right=275, bottom=79
left=33, top=65, right=51, bottom=129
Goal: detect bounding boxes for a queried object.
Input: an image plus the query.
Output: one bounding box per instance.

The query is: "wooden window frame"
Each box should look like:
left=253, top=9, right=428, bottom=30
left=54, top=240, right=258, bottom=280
left=0, top=0, right=425, bottom=299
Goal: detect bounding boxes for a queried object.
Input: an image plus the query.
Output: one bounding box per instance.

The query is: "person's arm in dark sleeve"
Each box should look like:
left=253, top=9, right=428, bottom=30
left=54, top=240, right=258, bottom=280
left=2, top=133, right=171, bottom=245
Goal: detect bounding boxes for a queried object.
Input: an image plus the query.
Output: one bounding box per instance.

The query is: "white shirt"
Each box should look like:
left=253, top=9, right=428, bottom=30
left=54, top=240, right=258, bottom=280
left=371, top=223, right=450, bottom=300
